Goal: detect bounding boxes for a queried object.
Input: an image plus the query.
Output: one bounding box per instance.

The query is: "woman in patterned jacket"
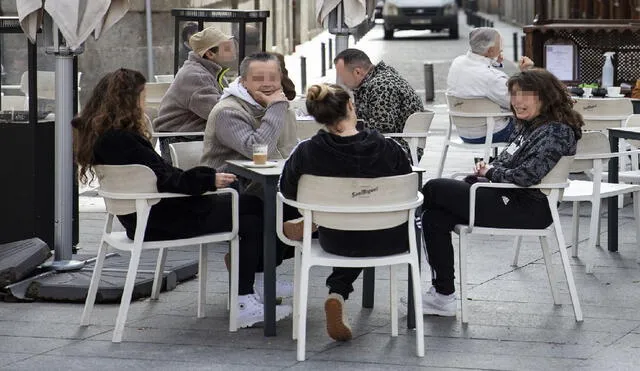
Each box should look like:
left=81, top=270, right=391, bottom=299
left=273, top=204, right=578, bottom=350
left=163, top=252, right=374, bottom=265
left=418, top=68, right=584, bottom=316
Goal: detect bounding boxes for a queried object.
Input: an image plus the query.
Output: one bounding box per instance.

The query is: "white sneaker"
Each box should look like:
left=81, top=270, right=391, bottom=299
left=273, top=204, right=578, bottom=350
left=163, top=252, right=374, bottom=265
left=422, top=286, right=456, bottom=317
left=236, top=294, right=292, bottom=329
left=254, top=273, right=294, bottom=303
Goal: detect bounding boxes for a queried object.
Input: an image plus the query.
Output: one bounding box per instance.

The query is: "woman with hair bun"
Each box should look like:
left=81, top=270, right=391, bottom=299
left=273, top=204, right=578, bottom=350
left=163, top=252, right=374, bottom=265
left=279, top=83, right=412, bottom=342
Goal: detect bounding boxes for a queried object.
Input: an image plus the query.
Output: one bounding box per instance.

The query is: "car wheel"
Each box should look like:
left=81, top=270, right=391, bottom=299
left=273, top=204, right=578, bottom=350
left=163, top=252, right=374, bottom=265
left=383, top=28, right=394, bottom=40
left=448, top=23, right=459, bottom=39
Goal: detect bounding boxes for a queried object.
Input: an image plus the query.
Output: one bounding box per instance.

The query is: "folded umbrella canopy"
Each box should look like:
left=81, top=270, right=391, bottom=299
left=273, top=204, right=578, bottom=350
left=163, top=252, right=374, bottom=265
left=17, top=0, right=129, bottom=51
left=316, top=0, right=367, bottom=28
left=16, top=0, right=130, bottom=270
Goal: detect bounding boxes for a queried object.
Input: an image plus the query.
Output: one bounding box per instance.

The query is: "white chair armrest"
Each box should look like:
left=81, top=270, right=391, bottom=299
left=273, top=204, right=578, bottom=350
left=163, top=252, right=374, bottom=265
left=448, top=112, right=513, bottom=118
left=574, top=148, right=640, bottom=161
left=276, top=194, right=300, bottom=247
left=98, top=187, right=236, bottom=200
left=467, top=182, right=568, bottom=228
left=151, top=131, right=205, bottom=138
left=384, top=133, right=428, bottom=138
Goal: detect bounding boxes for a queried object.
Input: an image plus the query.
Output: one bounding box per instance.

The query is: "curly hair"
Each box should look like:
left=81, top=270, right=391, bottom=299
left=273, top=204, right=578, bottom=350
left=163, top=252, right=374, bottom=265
left=507, top=68, right=584, bottom=140
left=71, top=68, right=148, bottom=184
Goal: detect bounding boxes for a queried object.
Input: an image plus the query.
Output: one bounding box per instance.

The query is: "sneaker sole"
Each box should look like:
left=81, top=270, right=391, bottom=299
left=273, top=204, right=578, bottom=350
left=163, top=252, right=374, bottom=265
left=325, top=298, right=352, bottom=341
left=422, top=304, right=456, bottom=317
left=237, top=306, right=292, bottom=329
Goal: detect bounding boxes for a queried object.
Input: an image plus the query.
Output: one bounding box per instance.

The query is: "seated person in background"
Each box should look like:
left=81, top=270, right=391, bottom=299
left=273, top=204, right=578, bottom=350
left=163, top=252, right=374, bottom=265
left=334, top=48, right=423, bottom=161
left=447, top=27, right=534, bottom=144
left=201, top=52, right=297, bottom=171
left=420, top=68, right=583, bottom=317
left=178, top=22, right=199, bottom=68
left=270, top=52, right=297, bottom=100
left=279, top=83, right=412, bottom=342
left=154, top=27, right=236, bottom=161
left=73, top=69, right=292, bottom=329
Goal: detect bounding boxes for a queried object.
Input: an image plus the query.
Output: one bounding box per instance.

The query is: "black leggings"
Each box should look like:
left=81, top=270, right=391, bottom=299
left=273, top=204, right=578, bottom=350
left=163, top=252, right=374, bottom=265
left=421, top=178, right=552, bottom=295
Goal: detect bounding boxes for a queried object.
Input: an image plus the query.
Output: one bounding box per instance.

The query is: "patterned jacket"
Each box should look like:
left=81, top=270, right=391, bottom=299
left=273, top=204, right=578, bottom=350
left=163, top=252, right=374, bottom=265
left=485, top=120, right=578, bottom=191
left=353, top=61, right=424, bottom=157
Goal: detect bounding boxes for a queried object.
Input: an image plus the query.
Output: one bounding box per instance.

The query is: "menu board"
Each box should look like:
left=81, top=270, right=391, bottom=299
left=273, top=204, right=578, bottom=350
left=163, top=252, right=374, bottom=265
left=545, top=44, right=576, bottom=81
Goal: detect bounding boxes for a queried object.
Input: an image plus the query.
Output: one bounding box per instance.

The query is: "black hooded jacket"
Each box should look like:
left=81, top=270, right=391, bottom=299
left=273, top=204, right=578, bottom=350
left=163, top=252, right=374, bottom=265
left=279, top=128, right=412, bottom=254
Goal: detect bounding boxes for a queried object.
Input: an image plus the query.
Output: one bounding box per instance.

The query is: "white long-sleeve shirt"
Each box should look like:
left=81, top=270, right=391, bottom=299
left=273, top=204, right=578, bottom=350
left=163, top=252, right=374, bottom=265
left=446, top=51, right=512, bottom=139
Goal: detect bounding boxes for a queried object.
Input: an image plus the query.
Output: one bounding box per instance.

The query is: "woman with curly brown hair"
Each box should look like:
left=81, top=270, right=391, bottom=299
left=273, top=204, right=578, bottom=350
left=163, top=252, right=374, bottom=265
left=72, top=68, right=291, bottom=328
left=419, top=68, right=584, bottom=317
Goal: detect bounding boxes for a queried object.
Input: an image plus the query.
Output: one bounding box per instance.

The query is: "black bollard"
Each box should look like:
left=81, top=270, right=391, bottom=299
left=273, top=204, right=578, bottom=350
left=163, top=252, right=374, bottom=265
left=424, top=63, right=435, bottom=102
left=328, top=39, right=333, bottom=69
left=300, top=56, right=307, bottom=94
left=513, top=32, right=518, bottom=61
left=320, top=42, right=326, bottom=77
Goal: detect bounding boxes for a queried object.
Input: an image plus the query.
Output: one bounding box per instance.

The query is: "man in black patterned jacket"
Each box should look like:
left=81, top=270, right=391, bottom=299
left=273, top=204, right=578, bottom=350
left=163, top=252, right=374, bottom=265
left=334, top=48, right=424, bottom=161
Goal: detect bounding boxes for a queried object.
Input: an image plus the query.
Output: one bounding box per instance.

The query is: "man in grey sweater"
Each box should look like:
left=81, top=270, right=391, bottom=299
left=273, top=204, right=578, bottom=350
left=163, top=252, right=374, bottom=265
left=202, top=52, right=297, bottom=171
left=153, top=26, right=237, bottom=161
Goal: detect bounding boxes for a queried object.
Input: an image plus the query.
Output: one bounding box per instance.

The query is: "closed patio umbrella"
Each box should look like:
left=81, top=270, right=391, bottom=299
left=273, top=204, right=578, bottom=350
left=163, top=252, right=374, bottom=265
left=17, top=0, right=130, bottom=271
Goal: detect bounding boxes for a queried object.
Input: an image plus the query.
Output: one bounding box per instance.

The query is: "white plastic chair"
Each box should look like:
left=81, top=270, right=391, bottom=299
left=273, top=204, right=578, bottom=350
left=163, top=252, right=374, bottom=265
left=559, top=132, right=640, bottom=273
left=457, top=156, right=583, bottom=323
left=437, top=94, right=513, bottom=177
left=573, top=98, right=633, bottom=132
left=80, top=164, right=240, bottom=342
left=1, top=95, right=27, bottom=111
left=385, top=110, right=435, bottom=166
left=144, top=82, right=172, bottom=113
left=154, top=74, right=175, bottom=83
left=169, top=141, right=205, bottom=170
left=276, top=173, right=425, bottom=361
left=575, top=98, right=634, bottom=209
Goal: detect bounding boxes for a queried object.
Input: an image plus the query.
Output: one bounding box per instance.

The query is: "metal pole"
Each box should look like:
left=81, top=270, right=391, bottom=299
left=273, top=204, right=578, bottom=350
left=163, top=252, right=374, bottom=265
left=45, top=19, right=84, bottom=271
left=328, top=38, right=333, bottom=69
left=424, top=63, right=434, bottom=102
left=320, top=42, right=326, bottom=76
left=300, top=56, right=307, bottom=94
left=513, top=32, right=518, bottom=61
left=145, top=0, right=154, bottom=80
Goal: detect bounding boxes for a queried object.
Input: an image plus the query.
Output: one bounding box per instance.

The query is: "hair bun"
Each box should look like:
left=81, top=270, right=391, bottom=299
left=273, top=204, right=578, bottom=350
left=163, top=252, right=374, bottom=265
left=306, top=84, right=330, bottom=101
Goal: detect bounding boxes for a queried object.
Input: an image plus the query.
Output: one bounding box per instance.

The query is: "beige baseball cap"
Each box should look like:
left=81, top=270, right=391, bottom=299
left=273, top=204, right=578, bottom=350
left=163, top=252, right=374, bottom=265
left=189, top=27, right=233, bottom=57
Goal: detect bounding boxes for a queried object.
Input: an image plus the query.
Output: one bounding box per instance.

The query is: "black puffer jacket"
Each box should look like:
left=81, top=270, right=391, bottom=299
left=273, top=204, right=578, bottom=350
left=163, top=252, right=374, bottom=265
left=485, top=120, right=578, bottom=193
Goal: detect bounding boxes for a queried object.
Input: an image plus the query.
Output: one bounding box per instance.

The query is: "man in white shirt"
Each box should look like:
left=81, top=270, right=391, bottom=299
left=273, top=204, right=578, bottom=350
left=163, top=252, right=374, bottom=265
left=447, top=27, right=534, bottom=144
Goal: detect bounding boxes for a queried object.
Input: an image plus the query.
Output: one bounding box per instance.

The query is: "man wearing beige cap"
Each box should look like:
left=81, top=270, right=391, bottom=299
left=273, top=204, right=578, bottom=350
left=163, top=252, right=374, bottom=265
left=153, top=26, right=237, bottom=161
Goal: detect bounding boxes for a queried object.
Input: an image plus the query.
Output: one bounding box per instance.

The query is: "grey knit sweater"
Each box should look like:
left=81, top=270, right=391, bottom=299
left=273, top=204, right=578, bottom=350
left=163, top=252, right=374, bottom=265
left=153, top=52, right=228, bottom=133
left=201, top=94, right=297, bottom=171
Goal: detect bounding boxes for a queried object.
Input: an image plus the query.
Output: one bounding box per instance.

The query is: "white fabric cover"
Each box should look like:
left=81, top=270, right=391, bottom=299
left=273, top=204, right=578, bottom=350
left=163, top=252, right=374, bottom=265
left=316, top=0, right=366, bottom=28
left=17, top=0, right=130, bottom=51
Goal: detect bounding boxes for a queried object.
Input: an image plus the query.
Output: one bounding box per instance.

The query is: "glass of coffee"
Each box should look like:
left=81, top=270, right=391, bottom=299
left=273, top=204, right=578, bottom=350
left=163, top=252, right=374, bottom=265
left=252, top=144, right=268, bottom=165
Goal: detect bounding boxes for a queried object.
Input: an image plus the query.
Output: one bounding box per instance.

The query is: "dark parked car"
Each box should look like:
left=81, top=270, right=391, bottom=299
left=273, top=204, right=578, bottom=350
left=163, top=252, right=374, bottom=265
left=382, top=0, right=459, bottom=40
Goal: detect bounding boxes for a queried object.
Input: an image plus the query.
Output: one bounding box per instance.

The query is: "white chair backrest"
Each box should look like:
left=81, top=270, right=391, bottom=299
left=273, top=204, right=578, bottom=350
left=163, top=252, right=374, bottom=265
left=624, top=114, right=640, bottom=148
left=1, top=95, right=27, bottom=110
left=94, top=164, right=160, bottom=215
left=403, top=110, right=435, bottom=148
left=169, top=141, right=205, bottom=170
left=446, top=94, right=507, bottom=130
left=154, top=74, right=175, bottom=83
left=540, top=156, right=574, bottom=185
left=297, top=173, right=418, bottom=231
left=571, top=131, right=610, bottom=172
left=19, top=71, right=55, bottom=99
left=145, top=82, right=171, bottom=102
left=573, top=98, right=633, bottom=131
left=537, top=155, right=574, bottom=197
